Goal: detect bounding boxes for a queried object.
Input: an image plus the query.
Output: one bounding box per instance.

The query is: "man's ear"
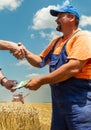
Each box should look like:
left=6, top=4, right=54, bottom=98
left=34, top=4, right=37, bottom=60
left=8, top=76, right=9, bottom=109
left=69, top=14, right=76, bottom=22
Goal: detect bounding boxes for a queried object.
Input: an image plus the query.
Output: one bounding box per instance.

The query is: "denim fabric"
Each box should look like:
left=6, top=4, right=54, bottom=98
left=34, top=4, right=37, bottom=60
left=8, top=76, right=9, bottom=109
left=51, top=101, right=91, bottom=130
left=39, top=36, right=91, bottom=130
left=49, top=44, right=91, bottom=130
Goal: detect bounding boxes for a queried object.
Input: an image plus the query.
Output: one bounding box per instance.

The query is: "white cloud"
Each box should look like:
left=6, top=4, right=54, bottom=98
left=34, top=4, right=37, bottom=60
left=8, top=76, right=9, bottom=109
left=39, top=31, right=47, bottom=38
left=26, top=73, right=41, bottom=79
left=30, top=34, right=35, bottom=39
left=32, top=5, right=61, bottom=30
left=62, top=0, right=70, bottom=7
left=80, top=15, right=91, bottom=27
left=29, top=5, right=63, bottom=40
left=16, top=59, right=35, bottom=70
left=31, top=1, right=71, bottom=31
left=16, top=59, right=29, bottom=66
left=39, top=30, right=62, bottom=41
left=0, top=0, right=23, bottom=11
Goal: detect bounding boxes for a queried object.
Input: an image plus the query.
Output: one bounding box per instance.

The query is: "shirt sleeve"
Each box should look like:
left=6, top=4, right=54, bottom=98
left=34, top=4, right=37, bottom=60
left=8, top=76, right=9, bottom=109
left=39, top=37, right=59, bottom=67
left=67, top=32, right=91, bottom=60
left=40, top=37, right=59, bottom=58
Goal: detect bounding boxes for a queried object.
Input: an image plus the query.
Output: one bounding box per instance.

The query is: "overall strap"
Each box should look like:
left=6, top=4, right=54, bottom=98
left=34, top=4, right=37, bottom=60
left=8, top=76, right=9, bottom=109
left=51, top=30, right=80, bottom=53
left=39, top=38, right=61, bottom=67
left=39, top=30, right=80, bottom=68
left=51, top=37, right=61, bottom=52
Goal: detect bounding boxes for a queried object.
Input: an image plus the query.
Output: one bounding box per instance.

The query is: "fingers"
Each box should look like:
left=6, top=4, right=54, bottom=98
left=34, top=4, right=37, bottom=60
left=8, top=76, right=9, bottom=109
left=24, top=78, right=41, bottom=90
left=12, top=50, right=25, bottom=59
left=18, top=42, right=22, bottom=46
left=4, top=80, right=17, bottom=91
left=18, top=42, right=28, bottom=55
left=10, top=89, right=16, bottom=92
left=11, top=42, right=26, bottom=59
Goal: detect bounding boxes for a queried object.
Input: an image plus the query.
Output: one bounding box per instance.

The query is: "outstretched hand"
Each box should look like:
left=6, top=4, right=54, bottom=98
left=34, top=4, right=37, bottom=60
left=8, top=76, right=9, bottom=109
left=2, top=79, right=17, bottom=92
left=25, top=78, right=42, bottom=90
left=10, top=42, right=26, bottom=60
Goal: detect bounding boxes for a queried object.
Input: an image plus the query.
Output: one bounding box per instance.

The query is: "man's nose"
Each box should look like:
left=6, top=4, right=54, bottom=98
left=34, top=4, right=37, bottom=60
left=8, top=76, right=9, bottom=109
left=55, top=17, right=58, bottom=23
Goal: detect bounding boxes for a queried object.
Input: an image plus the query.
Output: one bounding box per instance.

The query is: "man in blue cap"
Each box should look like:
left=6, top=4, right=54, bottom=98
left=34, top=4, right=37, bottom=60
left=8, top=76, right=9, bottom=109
left=50, top=5, right=80, bottom=32
left=14, top=5, right=91, bottom=130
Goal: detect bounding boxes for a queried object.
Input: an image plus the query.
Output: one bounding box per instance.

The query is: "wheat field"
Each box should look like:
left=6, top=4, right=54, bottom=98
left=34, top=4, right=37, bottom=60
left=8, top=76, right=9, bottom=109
left=0, top=102, right=52, bottom=130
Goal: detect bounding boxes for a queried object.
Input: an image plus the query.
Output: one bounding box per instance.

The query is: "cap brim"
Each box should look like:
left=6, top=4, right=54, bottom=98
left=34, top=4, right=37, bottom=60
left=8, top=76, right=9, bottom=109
left=50, top=5, right=80, bottom=19
left=50, top=9, right=61, bottom=16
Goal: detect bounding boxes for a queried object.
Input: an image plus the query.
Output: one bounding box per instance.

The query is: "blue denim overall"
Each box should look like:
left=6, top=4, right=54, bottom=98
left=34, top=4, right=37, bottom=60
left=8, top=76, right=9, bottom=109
left=40, top=38, right=91, bottom=130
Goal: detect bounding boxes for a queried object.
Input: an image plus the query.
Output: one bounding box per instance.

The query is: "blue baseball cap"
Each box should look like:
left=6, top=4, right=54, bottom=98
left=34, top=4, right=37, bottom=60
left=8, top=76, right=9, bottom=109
left=50, top=5, right=80, bottom=19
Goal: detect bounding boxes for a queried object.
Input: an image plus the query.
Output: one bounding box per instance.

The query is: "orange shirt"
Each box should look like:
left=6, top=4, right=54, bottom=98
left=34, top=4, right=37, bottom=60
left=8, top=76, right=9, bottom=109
left=40, top=30, right=91, bottom=79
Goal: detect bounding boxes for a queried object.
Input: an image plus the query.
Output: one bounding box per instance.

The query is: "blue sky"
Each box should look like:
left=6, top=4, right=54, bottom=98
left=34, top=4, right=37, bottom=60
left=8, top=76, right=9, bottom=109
left=0, top=0, right=91, bottom=102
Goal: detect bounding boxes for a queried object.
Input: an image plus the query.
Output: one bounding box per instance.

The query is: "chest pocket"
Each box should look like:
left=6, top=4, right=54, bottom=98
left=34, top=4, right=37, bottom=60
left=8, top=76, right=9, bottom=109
left=49, top=55, right=60, bottom=66
left=49, top=55, right=60, bottom=72
left=49, top=44, right=68, bottom=72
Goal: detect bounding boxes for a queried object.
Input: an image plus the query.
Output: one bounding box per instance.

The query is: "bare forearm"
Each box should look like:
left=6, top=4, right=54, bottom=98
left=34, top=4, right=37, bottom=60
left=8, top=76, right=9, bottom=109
left=40, top=64, right=77, bottom=85
left=24, top=59, right=87, bottom=91
left=0, top=40, right=18, bottom=51
left=25, top=62, right=79, bottom=90
left=25, top=50, right=42, bottom=67
left=0, top=70, right=5, bottom=80
left=39, top=59, right=87, bottom=85
left=0, top=70, right=8, bottom=85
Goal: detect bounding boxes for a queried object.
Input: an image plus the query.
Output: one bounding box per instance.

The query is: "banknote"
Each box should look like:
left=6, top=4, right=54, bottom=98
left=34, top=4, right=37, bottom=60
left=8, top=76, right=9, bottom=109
left=12, top=80, right=29, bottom=90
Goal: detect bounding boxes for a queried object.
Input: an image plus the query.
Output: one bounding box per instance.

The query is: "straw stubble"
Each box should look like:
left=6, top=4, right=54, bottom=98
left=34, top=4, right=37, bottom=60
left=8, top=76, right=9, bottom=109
left=0, top=102, right=52, bottom=130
